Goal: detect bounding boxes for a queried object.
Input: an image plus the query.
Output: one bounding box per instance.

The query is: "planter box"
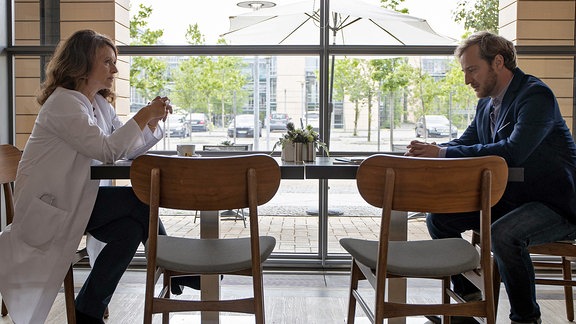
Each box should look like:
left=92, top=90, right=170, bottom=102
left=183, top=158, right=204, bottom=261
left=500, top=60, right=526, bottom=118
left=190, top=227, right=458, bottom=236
left=281, top=142, right=316, bottom=162
left=281, top=142, right=296, bottom=162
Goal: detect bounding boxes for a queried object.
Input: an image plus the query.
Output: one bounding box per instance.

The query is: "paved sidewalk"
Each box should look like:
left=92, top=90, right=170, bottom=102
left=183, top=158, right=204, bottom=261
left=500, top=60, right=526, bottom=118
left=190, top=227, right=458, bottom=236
left=160, top=209, right=436, bottom=254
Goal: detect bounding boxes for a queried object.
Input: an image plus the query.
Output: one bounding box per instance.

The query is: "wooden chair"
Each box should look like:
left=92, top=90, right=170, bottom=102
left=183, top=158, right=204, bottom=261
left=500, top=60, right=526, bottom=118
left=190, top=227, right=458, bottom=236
left=339, top=154, right=508, bottom=324
left=130, top=153, right=280, bottom=324
left=0, top=144, right=21, bottom=318
left=529, top=241, right=576, bottom=321
left=0, top=144, right=98, bottom=323
left=470, top=224, right=576, bottom=322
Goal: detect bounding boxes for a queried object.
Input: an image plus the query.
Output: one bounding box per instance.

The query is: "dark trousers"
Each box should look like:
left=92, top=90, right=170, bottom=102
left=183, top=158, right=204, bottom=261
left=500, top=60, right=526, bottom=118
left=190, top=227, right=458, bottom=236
left=427, top=202, right=576, bottom=322
left=74, top=186, right=166, bottom=319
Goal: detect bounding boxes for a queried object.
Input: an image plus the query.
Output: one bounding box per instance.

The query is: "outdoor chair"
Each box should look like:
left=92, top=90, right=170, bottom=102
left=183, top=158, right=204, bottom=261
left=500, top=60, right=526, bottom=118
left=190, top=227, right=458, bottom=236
left=130, top=153, right=280, bottom=324
left=340, top=154, right=508, bottom=324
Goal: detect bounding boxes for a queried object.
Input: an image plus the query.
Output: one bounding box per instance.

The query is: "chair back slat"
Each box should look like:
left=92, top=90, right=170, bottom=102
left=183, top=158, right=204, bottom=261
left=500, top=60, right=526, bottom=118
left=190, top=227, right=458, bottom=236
left=131, top=154, right=281, bottom=211
left=356, top=154, right=508, bottom=213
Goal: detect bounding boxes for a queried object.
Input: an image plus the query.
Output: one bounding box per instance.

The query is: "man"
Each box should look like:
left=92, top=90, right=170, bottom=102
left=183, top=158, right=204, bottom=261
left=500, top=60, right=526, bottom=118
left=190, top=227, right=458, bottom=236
left=406, top=31, right=576, bottom=324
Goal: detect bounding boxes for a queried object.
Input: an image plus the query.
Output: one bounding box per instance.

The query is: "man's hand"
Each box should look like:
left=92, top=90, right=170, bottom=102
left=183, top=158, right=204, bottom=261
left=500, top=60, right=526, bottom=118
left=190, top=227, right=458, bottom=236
left=405, top=140, right=441, bottom=157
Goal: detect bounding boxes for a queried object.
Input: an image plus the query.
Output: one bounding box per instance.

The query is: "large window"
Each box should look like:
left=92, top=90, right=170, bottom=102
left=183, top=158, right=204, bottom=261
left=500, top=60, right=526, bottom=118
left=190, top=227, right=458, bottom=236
left=4, top=0, right=575, bottom=268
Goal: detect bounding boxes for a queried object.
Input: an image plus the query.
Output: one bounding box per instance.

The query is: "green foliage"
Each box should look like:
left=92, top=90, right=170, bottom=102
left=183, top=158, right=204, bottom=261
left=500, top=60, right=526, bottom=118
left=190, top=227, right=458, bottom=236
left=185, top=24, right=205, bottom=45
left=379, top=0, right=409, bottom=13
left=453, top=0, right=499, bottom=33
left=171, top=24, right=248, bottom=125
left=272, top=122, right=329, bottom=155
left=129, top=4, right=168, bottom=101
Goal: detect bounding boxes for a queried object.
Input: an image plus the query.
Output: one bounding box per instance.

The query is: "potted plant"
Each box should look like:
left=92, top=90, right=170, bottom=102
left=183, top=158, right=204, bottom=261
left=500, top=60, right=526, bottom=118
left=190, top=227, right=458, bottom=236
left=272, top=122, right=328, bottom=162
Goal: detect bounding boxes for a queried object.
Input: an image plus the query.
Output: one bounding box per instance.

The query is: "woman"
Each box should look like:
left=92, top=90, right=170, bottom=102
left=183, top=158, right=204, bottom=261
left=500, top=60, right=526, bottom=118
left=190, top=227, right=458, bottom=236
left=0, top=29, right=171, bottom=324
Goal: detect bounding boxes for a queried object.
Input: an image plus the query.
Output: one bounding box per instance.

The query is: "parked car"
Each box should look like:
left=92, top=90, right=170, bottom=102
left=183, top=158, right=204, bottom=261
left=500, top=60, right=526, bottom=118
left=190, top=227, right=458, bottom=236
left=227, top=114, right=262, bottom=137
left=415, top=115, right=458, bottom=138
left=268, top=112, right=291, bottom=131
left=188, top=113, right=209, bottom=132
left=167, top=113, right=189, bottom=138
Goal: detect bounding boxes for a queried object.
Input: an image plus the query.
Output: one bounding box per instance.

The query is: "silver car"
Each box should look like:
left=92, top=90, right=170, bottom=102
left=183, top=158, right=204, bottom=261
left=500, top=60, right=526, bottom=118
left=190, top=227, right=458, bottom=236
left=415, top=115, right=458, bottom=138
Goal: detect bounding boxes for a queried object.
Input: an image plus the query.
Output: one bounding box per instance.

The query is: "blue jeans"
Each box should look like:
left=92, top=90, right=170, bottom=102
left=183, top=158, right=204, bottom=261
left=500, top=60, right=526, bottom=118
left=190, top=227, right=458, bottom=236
left=75, top=186, right=166, bottom=319
left=427, top=201, right=576, bottom=323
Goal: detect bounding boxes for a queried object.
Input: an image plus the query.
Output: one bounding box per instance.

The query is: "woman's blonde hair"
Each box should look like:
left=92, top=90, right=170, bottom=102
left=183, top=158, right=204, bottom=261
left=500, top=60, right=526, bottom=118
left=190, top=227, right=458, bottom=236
left=37, top=29, right=118, bottom=105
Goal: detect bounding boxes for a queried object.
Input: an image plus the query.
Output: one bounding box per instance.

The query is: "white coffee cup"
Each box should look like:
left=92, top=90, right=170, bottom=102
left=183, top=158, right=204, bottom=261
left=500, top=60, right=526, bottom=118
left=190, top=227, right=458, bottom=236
left=176, top=144, right=196, bottom=157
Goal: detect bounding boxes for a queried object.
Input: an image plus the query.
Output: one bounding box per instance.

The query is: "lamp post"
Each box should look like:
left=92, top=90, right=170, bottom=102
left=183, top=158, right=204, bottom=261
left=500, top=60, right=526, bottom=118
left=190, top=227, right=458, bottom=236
left=237, top=1, right=276, bottom=150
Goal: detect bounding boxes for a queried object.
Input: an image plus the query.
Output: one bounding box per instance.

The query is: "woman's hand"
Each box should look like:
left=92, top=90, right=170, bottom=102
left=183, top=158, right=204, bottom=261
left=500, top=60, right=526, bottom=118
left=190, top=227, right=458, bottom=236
left=146, top=96, right=173, bottom=129
left=133, top=96, right=173, bottom=131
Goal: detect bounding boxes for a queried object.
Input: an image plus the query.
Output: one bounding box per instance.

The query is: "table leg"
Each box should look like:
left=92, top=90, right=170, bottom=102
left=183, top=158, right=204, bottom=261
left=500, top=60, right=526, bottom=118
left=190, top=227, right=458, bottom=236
left=200, top=210, right=220, bottom=324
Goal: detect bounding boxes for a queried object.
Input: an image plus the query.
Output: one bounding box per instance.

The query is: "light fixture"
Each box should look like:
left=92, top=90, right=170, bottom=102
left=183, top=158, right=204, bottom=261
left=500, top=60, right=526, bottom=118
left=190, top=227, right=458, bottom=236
left=237, top=1, right=276, bottom=10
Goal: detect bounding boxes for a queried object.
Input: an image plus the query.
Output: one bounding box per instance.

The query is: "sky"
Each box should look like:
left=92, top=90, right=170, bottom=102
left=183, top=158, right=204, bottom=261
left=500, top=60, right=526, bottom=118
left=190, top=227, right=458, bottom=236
left=131, top=0, right=466, bottom=45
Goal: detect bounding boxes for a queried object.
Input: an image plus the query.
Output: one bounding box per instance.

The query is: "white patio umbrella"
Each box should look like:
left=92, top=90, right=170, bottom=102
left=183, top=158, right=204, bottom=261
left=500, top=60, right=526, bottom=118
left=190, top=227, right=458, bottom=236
left=220, top=0, right=456, bottom=45
left=220, top=0, right=456, bottom=153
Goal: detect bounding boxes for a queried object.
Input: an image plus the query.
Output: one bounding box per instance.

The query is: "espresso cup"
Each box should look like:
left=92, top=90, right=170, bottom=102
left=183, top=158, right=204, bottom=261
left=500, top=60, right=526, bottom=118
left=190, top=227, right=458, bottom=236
left=176, top=144, right=196, bottom=157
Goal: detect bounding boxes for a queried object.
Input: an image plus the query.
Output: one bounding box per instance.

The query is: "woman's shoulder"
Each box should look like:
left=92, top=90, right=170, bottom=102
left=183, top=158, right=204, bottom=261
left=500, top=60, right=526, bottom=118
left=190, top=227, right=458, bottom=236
left=45, top=87, right=91, bottom=108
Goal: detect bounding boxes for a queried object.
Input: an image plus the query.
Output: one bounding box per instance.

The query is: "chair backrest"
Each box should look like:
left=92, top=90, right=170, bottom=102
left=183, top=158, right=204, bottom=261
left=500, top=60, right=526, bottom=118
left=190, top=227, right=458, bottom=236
left=356, top=154, right=508, bottom=214
left=0, top=144, right=22, bottom=226
left=130, top=153, right=281, bottom=211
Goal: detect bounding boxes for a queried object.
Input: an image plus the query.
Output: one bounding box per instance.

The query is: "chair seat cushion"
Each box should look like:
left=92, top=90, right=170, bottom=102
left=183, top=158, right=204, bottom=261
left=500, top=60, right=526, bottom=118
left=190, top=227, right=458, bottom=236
left=149, top=236, right=276, bottom=273
left=339, top=238, right=479, bottom=277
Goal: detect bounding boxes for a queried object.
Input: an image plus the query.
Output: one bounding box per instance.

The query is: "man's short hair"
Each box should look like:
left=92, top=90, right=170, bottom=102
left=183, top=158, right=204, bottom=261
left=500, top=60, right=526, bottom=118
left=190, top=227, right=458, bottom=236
left=454, top=31, right=517, bottom=71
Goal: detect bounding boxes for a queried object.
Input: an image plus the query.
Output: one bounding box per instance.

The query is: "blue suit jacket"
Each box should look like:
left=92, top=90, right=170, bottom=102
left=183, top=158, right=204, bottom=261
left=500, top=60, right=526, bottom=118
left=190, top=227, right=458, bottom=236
left=443, top=68, right=576, bottom=222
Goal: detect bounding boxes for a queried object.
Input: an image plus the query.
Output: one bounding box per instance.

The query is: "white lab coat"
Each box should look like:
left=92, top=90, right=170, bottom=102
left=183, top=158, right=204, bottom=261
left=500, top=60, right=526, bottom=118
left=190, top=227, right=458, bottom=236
left=0, top=87, right=162, bottom=324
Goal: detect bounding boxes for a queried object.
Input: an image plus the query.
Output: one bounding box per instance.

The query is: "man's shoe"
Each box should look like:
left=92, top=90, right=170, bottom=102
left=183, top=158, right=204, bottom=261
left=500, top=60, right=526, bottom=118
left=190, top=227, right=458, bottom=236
left=75, top=308, right=105, bottom=324
left=170, top=275, right=224, bottom=295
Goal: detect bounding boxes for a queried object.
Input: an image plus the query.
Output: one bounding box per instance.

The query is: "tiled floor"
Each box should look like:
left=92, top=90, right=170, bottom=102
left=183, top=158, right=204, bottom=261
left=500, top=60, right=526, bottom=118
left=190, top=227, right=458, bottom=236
left=2, top=269, right=571, bottom=323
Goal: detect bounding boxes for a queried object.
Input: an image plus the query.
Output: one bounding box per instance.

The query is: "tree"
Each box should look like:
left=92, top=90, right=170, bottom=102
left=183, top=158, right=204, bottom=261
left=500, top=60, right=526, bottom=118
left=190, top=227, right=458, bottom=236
left=333, top=58, right=365, bottom=136
left=453, top=0, right=499, bottom=33
left=171, top=24, right=248, bottom=128
left=371, top=58, right=415, bottom=129
left=129, top=4, right=168, bottom=102
left=440, top=60, right=478, bottom=127
left=379, top=0, right=408, bottom=13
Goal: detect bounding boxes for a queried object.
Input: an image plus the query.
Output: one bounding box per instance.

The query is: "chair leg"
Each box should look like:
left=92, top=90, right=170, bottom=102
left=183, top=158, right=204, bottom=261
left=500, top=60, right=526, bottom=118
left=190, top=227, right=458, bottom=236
left=561, top=257, right=574, bottom=321
left=63, top=265, right=76, bottom=324
left=252, top=267, right=265, bottom=324
left=346, top=261, right=361, bottom=324
left=240, top=209, right=247, bottom=228
left=1, top=300, right=7, bottom=316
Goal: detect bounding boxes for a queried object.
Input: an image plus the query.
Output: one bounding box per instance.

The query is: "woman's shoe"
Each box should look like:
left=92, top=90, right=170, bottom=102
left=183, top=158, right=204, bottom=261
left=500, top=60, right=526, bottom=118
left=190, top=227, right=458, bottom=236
left=170, top=275, right=201, bottom=295
left=170, top=275, right=224, bottom=295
